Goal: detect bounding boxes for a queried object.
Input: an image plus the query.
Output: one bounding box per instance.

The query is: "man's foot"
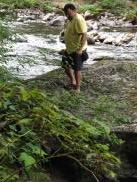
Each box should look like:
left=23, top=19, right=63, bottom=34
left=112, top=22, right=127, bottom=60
left=75, top=88, right=80, bottom=93
left=75, top=85, right=80, bottom=92
left=64, top=84, right=76, bottom=90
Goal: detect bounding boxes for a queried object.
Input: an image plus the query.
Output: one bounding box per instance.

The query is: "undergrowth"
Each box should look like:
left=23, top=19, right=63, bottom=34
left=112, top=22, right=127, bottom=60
left=0, top=80, right=122, bottom=181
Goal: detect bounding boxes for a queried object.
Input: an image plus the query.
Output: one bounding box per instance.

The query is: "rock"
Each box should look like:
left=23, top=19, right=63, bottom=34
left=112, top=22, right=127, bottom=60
left=88, top=30, right=98, bottom=37
left=128, top=33, right=137, bottom=47
left=87, top=26, right=93, bottom=32
left=98, top=32, right=106, bottom=42
left=131, top=19, right=137, bottom=25
left=113, top=123, right=137, bottom=134
left=0, top=9, right=7, bottom=15
left=84, top=10, right=91, bottom=17
left=114, top=33, right=134, bottom=46
left=25, top=15, right=36, bottom=21
left=11, top=34, right=28, bottom=42
left=87, top=30, right=99, bottom=43
left=92, top=21, right=99, bottom=30
left=17, top=17, right=24, bottom=22
left=84, top=11, right=94, bottom=20
left=42, top=13, right=55, bottom=21
left=86, top=20, right=94, bottom=31
left=17, top=15, right=36, bottom=22
left=86, top=20, right=99, bottom=30
left=121, top=33, right=134, bottom=43
left=87, top=36, right=95, bottom=45
left=103, top=37, right=115, bottom=44
left=113, top=122, right=137, bottom=181
left=49, top=16, right=65, bottom=26
left=59, top=30, right=65, bottom=43
left=104, top=12, right=115, bottom=18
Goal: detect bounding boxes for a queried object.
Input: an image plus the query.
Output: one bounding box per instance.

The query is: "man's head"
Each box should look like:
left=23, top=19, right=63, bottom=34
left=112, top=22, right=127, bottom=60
left=63, top=3, right=77, bottom=20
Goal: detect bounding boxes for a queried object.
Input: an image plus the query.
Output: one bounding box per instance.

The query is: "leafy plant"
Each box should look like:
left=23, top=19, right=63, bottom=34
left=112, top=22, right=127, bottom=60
left=79, top=4, right=103, bottom=15
left=0, top=0, right=39, bottom=8
left=43, top=2, right=56, bottom=13
left=123, top=8, right=137, bottom=21
left=0, top=22, right=10, bottom=41
left=0, top=81, right=121, bottom=181
left=0, top=0, right=56, bottom=11
left=98, top=0, right=126, bottom=14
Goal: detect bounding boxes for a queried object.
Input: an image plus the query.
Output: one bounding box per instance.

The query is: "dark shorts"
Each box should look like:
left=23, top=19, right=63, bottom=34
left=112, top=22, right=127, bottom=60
left=61, top=50, right=89, bottom=71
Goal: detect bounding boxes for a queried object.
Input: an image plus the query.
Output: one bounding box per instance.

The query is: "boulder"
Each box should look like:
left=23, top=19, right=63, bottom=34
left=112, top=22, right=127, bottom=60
left=84, top=11, right=94, bottom=20
left=87, top=36, right=95, bottom=45
left=42, top=13, right=55, bottom=21
left=103, top=37, right=115, bottom=44
left=49, top=16, right=65, bottom=26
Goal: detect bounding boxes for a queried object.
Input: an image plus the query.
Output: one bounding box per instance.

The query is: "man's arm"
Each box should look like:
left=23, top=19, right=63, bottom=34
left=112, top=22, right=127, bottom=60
left=77, top=33, right=87, bottom=55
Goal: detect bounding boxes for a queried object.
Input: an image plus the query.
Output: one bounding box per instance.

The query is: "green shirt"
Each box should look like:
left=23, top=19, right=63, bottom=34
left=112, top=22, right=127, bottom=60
left=64, top=13, right=87, bottom=54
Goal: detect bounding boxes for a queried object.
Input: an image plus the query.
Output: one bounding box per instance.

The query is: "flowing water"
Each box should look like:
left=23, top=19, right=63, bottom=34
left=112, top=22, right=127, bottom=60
left=3, top=20, right=137, bottom=80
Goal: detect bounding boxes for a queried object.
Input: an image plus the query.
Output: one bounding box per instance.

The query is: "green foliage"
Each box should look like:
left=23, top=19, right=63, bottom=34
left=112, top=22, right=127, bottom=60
left=124, top=8, right=137, bottom=21
left=19, top=152, right=36, bottom=169
left=0, top=22, right=12, bottom=64
left=78, top=0, right=136, bottom=16
left=79, top=4, right=103, bottom=15
left=98, top=0, right=127, bottom=14
left=0, top=0, right=39, bottom=8
left=0, top=81, right=121, bottom=181
left=0, top=0, right=56, bottom=11
left=0, top=66, right=17, bottom=82
left=0, top=166, right=19, bottom=181
left=0, top=22, right=10, bottom=41
left=90, top=96, right=130, bottom=125
left=43, top=2, right=56, bottom=13
left=47, top=90, right=130, bottom=126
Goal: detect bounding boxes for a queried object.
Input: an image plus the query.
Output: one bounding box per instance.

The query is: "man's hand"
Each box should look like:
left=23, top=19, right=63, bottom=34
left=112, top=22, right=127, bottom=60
left=77, top=49, right=83, bottom=55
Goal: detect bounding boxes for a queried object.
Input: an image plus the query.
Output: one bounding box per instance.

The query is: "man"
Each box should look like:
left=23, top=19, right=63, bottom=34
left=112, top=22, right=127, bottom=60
left=59, top=3, right=88, bottom=92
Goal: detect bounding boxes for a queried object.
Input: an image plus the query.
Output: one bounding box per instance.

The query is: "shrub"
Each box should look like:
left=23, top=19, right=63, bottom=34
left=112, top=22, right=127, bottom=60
left=43, top=2, right=56, bottom=13
left=0, top=0, right=40, bottom=8
left=79, top=4, right=103, bottom=15
left=0, top=82, right=121, bottom=181
left=98, top=0, right=127, bottom=14
left=124, top=8, right=137, bottom=21
left=0, top=22, right=10, bottom=41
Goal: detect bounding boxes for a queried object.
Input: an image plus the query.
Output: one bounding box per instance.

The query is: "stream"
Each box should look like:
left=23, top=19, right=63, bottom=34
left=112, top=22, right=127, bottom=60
left=2, top=19, right=137, bottom=80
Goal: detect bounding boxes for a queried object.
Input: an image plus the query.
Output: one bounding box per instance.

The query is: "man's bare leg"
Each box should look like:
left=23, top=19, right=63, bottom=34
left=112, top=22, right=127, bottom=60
left=74, top=70, right=81, bottom=92
left=65, top=67, right=76, bottom=86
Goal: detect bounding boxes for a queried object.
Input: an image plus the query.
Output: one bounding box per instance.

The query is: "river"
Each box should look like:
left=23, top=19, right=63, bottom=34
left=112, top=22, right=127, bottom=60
left=2, top=17, right=137, bottom=80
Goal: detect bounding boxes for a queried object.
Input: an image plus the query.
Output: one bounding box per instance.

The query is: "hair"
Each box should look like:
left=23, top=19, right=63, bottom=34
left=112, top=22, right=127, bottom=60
left=63, top=3, right=76, bottom=13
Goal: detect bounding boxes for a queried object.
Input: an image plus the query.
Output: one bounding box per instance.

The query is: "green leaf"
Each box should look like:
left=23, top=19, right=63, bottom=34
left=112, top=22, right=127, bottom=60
left=28, top=144, right=47, bottom=157
left=19, top=118, right=32, bottom=125
left=19, top=86, right=30, bottom=101
left=9, top=105, right=16, bottom=111
left=19, top=152, right=36, bottom=169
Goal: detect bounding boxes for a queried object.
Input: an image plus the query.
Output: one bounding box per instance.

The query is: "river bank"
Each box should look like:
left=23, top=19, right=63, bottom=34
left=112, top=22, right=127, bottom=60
left=0, top=2, right=137, bottom=181
left=26, top=60, right=137, bottom=181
